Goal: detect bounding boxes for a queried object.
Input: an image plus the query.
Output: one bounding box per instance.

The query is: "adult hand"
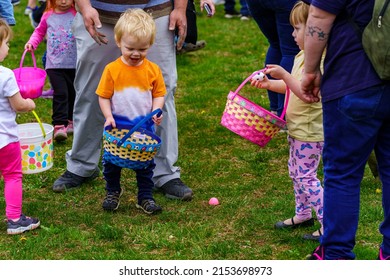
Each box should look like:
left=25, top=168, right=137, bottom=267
left=200, top=0, right=216, bottom=16
left=300, top=71, right=321, bottom=103
left=79, top=5, right=108, bottom=45
left=170, top=3, right=187, bottom=51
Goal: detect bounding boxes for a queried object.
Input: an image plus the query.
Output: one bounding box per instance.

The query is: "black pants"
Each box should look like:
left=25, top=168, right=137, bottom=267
left=103, top=160, right=156, bottom=204
left=175, top=0, right=197, bottom=44
left=186, top=0, right=198, bottom=44
left=46, top=68, right=76, bottom=126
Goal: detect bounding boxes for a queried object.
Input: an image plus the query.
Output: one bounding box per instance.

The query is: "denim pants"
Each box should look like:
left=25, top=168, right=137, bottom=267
left=103, top=161, right=156, bottom=204
left=0, top=0, right=16, bottom=25
left=224, top=0, right=250, bottom=16
left=245, top=0, right=299, bottom=116
left=321, top=84, right=390, bottom=259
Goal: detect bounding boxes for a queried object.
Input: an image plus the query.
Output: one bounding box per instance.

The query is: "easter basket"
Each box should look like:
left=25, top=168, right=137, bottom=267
left=13, top=49, right=46, bottom=99
left=103, top=109, right=162, bottom=169
left=221, top=69, right=290, bottom=147
left=18, top=111, right=54, bottom=174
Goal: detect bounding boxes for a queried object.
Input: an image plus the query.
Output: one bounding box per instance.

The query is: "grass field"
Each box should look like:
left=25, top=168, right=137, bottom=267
left=0, top=1, right=383, bottom=261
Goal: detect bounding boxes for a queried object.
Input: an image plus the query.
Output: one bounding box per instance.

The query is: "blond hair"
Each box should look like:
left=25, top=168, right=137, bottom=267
left=0, top=19, right=13, bottom=47
left=114, top=9, right=156, bottom=45
left=290, top=1, right=310, bottom=26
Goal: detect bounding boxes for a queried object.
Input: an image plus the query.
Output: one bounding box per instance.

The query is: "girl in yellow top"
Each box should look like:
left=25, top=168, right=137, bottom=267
left=251, top=1, right=324, bottom=240
left=96, top=9, right=165, bottom=215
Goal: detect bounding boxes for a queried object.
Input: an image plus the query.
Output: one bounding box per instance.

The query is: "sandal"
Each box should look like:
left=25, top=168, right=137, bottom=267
left=274, top=217, right=314, bottom=229
left=303, top=228, right=322, bottom=241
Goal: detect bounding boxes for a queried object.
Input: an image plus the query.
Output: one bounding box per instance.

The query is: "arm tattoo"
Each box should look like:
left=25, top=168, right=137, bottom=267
left=307, top=25, right=329, bottom=41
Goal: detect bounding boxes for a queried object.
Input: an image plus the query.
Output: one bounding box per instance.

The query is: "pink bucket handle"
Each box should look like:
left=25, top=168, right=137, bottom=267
left=232, top=68, right=290, bottom=120
left=17, top=49, right=38, bottom=80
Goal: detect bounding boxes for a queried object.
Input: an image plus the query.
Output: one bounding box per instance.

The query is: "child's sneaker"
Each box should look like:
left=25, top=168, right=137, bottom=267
left=24, top=6, right=38, bottom=16
left=42, top=88, right=54, bottom=98
left=102, top=189, right=123, bottom=211
left=7, top=214, right=40, bottom=235
left=240, top=15, right=251, bottom=21
left=67, top=120, right=74, bottom=134
left=54, top=125, right=67, bottom=142
left=379, top=248, right=390, bottom=260
left=306, top=245, right=324, bottom=260
left=136, top=199, right=162, bottom=215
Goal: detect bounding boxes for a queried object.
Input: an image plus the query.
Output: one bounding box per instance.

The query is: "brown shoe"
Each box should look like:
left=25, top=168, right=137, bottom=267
left=177, top=40, right=206, bottom=54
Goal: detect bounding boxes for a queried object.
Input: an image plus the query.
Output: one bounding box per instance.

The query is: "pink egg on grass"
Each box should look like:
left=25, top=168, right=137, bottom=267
left=209, top=197, right=219, bottom=205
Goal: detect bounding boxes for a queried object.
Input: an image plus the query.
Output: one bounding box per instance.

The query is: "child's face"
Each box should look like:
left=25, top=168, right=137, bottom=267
left=292, top=22, right=305, bottom=51
left=117, top=34, right=151, bottom=67
left=55, top=0, right=74, bottom=12
left=0, top=37, right=10, bottom=62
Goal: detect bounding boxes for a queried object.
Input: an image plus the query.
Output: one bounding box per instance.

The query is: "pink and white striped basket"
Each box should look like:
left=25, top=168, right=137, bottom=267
left=221, top=69, right=290, bottom=147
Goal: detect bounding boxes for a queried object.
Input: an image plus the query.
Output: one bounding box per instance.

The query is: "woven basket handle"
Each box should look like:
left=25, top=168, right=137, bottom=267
left=116, top=108, right=162, bottom=146
left=232, top=68, right=290, bottom=120
left=17, top=49, right=38, bottom=80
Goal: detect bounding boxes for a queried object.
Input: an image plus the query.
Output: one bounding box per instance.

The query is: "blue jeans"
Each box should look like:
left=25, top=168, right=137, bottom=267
left=0, top=0, right=16, bottom=26
left=245, top=0, right=299, bottom=116
left=321, top=84, right=390, bottom=259
left=224, top=0, right=250, bottom=16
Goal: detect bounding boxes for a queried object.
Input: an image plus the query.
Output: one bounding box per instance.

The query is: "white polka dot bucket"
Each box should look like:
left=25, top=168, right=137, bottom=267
left=17, top=112, right=54, bottom=174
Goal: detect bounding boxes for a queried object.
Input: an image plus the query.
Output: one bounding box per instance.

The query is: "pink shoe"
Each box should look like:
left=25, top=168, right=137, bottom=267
left=54, top=125, right=67, bottom=142
left=379, top=248, right=390, bottom=260
left=67, top=120, right=74, bottom=134
left=306, top=245, right=324, bottom=260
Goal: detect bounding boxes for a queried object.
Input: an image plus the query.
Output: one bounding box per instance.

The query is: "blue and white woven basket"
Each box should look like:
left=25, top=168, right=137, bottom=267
left=103, top=109, right=162, bottom=169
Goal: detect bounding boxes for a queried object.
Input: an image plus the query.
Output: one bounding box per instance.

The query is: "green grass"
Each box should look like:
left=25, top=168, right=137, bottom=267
left=0, top=1, right=383, bottom=260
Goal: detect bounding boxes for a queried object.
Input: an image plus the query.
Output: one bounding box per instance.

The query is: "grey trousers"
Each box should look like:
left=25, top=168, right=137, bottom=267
left=66, top=13, right=180, bottom=187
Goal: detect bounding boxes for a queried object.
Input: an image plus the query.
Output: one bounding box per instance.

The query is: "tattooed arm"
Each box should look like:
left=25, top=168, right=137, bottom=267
left=301, top=5, right=335, bottom=103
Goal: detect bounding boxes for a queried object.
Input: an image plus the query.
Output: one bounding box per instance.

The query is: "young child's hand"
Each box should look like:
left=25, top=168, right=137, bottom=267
left=250, top=74, right=271, bottom=89
left=104, top=116, right=116, bottom=128
left=25, top=98, right=36, bottom=111
left=152, top=113, right=163, bottom=126
left=9, top=93, right=36, bottom=112
left=24, top=43, right=34, bottom=51
left=264, top=64, right=288, bottom=80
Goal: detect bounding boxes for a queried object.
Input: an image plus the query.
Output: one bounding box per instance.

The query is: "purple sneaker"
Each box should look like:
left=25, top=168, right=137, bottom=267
left=7, top=214, right=40, bottom=235
left=42, top=88, right=54, bottom=99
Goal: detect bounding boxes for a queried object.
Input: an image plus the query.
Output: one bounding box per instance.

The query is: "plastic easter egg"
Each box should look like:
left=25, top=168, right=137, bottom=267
left=209, top=197, right=219, bottom=205
left=252, top=72, right=265, bottom=81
